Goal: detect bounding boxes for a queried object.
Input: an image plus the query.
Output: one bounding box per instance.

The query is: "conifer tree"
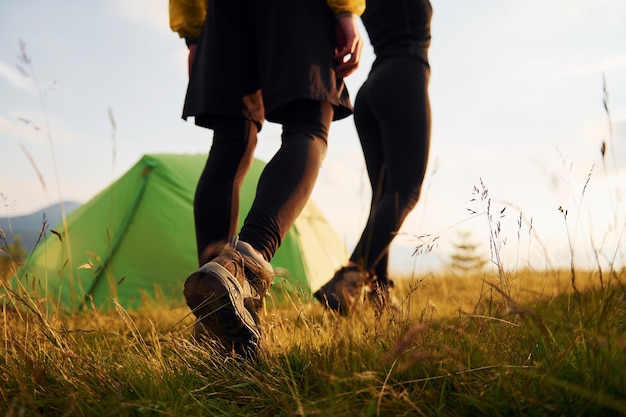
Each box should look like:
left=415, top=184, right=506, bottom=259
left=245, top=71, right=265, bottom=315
left=449, top=230, right=487, bottom=274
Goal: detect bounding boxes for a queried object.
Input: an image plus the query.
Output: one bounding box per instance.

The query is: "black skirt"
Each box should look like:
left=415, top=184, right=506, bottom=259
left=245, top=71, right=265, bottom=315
left=182, top=0, right=353, bottom=129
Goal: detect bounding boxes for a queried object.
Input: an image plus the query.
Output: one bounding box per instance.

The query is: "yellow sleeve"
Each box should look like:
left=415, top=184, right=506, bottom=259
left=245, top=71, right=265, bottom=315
left=169, top=0, right=207, bottom=39
left=326, top=0, right=366, bottom=16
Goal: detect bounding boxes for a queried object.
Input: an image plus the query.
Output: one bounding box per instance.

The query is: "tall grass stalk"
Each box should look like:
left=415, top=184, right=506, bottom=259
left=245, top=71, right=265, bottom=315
left=2, top=45, right=625, bottom=417
left=2, top=265, right=625, bottom=416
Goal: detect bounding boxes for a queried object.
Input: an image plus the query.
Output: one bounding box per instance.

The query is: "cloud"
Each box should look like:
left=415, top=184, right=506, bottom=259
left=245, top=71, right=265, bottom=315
left=0, top=59, right=35, bottom=94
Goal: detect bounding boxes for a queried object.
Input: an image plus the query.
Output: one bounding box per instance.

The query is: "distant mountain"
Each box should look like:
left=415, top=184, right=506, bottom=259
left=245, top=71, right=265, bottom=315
left=0, top=201, right=82, bottom=253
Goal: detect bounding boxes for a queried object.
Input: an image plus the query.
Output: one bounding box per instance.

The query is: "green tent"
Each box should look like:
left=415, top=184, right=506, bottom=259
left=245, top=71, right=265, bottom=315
left=14, top=154, right=347, bottom=311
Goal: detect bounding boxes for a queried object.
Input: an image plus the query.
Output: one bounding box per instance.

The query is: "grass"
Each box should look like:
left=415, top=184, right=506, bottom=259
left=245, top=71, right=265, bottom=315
left=3, top=41, right=625, bottom=417
left=1, top=266, right=625, bottom=416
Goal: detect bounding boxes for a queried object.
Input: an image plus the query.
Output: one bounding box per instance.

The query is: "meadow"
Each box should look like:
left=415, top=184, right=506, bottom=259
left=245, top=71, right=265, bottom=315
left=3, top=41, right=625, bottom=416
left=2, top=260, right=625, bottom=416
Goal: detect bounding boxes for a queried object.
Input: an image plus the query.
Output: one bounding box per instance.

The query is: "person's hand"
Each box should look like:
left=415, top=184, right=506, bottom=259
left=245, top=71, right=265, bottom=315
left=187, top=43, right=197, bottom=76
left=334, top=14, right=363, bottom=78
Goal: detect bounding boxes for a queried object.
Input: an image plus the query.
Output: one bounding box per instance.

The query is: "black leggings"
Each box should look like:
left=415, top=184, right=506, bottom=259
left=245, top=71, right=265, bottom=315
left=351, top=57, right=431, bottom=283
left=194, top=99, right=333, bottom=265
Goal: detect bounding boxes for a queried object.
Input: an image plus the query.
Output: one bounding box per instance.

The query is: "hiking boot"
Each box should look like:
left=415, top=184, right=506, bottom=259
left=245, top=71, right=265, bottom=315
left=313, top=266, right=369, bottom=315
left=184, top=236, right=274, bottom=355
left=366, top=279, right=401, bottom=313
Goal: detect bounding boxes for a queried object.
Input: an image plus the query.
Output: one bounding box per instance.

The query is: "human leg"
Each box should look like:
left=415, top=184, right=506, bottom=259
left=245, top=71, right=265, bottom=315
left=194, top=118, right=258, bottom=265
left=316, top=58, right=430, bottom=314
left=352, top=57, right=431, bottom=274
left=312, top=83, right=380, bottom=314
left=188, top=118, right=266, bottom=356
left=187, top=100, right=332, bottom=353
left=359, top=58, right=430, bottom=311
left=239, top=99, right=333, bottom=262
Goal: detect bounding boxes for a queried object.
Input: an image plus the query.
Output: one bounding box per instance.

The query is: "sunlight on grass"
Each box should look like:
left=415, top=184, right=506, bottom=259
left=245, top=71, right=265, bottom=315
left=1, top=41, right=625, bottom=417
left=2, top=262, right=625, bottom=416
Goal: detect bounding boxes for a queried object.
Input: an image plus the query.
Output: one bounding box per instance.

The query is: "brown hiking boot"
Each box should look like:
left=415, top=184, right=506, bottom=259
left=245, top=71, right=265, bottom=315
left=184, top=236, right=274, bottom=355
left=313, top=266, right=370, bottom=315
left=366, top=280, right=401, bottom=313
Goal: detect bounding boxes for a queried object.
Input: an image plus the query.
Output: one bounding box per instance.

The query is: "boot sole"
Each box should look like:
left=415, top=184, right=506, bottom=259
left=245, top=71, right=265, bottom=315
left=184, top=262, right=261, bottom=352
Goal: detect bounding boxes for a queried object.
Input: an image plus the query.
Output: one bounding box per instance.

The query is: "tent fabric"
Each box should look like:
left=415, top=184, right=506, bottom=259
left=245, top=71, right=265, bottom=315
left=15, top=154, right=348, bottom=311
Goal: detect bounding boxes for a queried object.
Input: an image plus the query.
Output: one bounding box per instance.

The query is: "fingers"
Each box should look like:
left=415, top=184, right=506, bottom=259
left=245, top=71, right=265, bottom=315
left=334, top=14, right=363, bottom=78
left=335, top=41, right=362, bottom=78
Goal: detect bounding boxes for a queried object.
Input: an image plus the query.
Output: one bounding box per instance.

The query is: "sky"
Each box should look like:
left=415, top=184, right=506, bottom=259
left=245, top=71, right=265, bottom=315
left=1, top=0, right=625, bottom=276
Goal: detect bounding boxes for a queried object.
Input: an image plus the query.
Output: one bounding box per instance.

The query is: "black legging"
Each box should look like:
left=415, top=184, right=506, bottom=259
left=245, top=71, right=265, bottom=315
left=350, top=56, right=431, bottom=284
left=194, top=99, right=333, bottom=265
